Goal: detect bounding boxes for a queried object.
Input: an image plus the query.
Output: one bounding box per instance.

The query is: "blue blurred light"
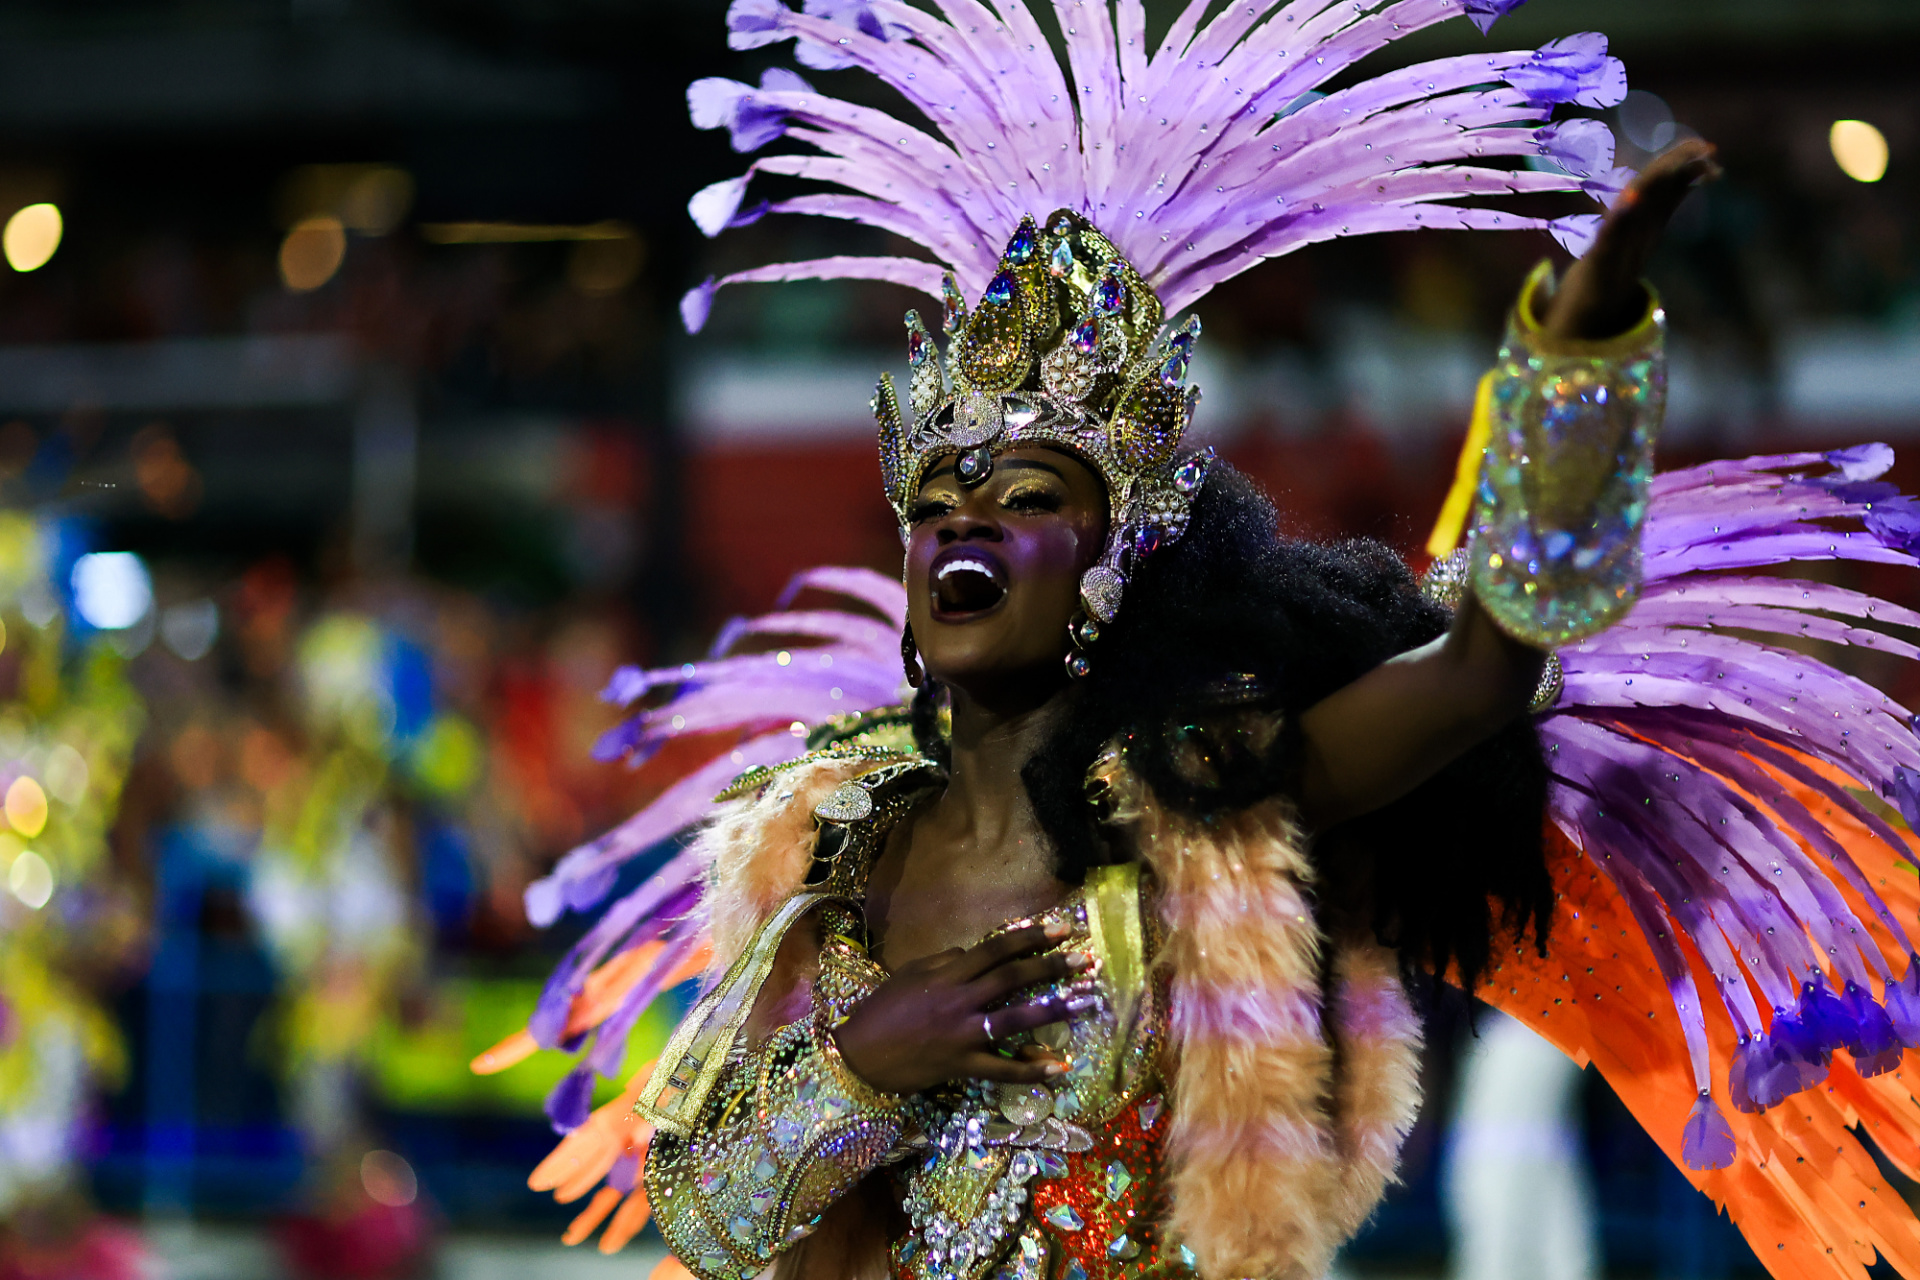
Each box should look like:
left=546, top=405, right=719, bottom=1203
left=71, top=551, right=153, bottom=630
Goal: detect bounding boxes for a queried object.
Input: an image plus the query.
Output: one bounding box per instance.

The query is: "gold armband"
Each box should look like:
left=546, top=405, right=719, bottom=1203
left=1466, top=260, right=1667, bottom=648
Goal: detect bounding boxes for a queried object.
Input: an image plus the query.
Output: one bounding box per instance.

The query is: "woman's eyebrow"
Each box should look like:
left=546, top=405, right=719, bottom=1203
left=999, top=459, right=1065, bottom=480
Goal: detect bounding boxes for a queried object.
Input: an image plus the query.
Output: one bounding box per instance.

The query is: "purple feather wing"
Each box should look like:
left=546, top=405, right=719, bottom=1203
left=516, top=566, right=910, bottom=1119
left=1542, top=446, right=1920, bottom=1161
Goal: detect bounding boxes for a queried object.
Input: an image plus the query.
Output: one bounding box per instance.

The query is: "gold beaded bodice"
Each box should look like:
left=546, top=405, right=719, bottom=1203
left=642, top=757, right=1188, bottom=1280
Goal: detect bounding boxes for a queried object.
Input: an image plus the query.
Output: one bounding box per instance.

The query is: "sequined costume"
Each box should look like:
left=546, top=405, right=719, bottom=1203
left=625, top=254, right=1668, bottom=1280
left=475, top=0, right=1920, bottom=1274
left=639, top=757, right=1180, bottom=1280
left=632, top=712, right=1430, bottom=1280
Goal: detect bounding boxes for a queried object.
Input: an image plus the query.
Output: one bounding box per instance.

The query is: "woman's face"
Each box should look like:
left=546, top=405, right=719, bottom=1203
left=905, top=445, right=1108, bottom=700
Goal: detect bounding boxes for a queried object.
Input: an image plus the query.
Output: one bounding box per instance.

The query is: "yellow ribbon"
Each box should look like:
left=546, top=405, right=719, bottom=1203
left=1424, top=368, right=1497, bottom=560
left=1084, top=861, right=1145, bottom=1090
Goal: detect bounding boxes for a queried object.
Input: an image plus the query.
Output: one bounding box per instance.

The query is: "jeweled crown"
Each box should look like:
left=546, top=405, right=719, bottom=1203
left=873, top=209, right=1213, bottom=627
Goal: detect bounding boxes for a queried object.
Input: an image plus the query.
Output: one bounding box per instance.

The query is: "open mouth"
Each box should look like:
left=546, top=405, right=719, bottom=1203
left=930, top=548, right=1009, bottom=619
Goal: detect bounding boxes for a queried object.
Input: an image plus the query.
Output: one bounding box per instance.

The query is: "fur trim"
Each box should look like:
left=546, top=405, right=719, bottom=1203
left=697, top=757, right=879, bottom=977
left=1326, top=938, right=1423, bottom=1240
left=1098, top=754, right=1340, bottom=1280
left=1096, top=751, right=1422, bottom=1280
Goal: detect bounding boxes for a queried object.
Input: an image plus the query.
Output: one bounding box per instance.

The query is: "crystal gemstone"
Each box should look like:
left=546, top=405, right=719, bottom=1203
left=942, top=275, right=964, bottom=329
left=1042, top=1205, right=1085, bottom=1231
left=1005, top=220, right=1037, bottom=263
left=1172, top=458, right=1205, bottom=495
left=1158, top=350, right=1190, bottom=388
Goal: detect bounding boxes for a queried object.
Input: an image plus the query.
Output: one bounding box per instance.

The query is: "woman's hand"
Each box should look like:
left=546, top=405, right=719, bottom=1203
left=833, top=921, right=1091, bottom=1096
left=1543, top=138, right=1722, bottom=340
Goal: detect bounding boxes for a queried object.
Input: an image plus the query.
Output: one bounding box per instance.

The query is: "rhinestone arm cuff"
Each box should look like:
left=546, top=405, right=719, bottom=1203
left=646, top=944, right=906, bottom=1280
left=1467, top=260, right=1668, bottom=649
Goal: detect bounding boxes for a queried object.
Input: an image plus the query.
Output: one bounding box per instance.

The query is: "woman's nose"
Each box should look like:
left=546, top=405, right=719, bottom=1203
left=935, top=501, right=1002, bottom=544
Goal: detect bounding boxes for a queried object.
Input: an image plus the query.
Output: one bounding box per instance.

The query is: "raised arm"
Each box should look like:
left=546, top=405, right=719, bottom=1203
left=1296, top=142, right=1721, bottom=831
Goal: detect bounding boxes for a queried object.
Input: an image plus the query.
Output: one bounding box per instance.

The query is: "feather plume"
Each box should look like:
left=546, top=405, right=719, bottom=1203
left=679, top=0, right=1625, bottom=328
left=1486, top=445, right=1920, bottom=1276
left=505, top=564, right=906, bottom=1149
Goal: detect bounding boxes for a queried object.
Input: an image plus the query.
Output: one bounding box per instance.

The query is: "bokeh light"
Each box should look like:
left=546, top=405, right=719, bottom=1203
left=8, top=848, right=53, bottom=909
left=1831, top=119, right=1890, bottom=183
left=160, top=599, right=220, bottom=661
left=279, top=215, right=347, bottom=291
left=278, top=163, right=414, bottom=236
left=360, top=1150, right=419, bottom=1207
left=568, top=232, right=646, bottom=297
left=339, top=168, right=415, bottom=235
left=3, top=202, right=63, bottom=272
left=71, top=551, right=154, bottom=630
left=1616, top=90, right=1676, bottom=153
left=43, top=745, right=90, bottom=806
left=5, top=776, right=48, bottom=838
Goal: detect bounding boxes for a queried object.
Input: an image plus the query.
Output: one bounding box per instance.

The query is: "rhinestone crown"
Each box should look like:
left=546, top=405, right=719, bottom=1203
left=873, top=209, right=1214, bottom=625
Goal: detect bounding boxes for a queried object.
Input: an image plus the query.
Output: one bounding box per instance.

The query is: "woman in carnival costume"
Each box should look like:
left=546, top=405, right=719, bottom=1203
left=483, top=0, right=1920, bottom=1276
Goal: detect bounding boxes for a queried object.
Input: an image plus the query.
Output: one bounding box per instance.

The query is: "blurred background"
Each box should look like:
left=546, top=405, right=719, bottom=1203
left=0, top=0, right=1913, bottom=1276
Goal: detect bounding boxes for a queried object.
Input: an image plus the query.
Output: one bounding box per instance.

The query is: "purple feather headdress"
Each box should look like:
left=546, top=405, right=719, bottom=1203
left=679, top=0, right=1632, bottom=330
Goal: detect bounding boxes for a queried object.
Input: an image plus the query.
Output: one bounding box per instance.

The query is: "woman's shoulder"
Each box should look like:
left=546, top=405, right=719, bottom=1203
left=713, top=705, right=934, bottom=807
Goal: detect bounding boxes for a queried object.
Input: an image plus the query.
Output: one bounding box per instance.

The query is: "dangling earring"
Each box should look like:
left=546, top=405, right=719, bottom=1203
left=1064, top=611, right=1098, bottom=679
left=902, top=624, right=924, bottom=689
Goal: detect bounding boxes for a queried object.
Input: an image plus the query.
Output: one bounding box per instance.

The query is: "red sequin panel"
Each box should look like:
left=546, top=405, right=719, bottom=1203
left=1025, top=1094, right=1175, bottom=1280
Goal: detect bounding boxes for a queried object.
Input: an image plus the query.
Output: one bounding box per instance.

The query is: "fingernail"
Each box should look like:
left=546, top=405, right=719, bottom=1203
left=1065, top=951, right=1093, bottom=970
left=1044, top=1062, right=1068, bottom=1077
left=1043, top=920, right=1070, bottom=939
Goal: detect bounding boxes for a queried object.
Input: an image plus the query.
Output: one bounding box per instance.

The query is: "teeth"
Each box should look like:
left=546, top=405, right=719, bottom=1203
left=937, top=557, right=996, bottom=581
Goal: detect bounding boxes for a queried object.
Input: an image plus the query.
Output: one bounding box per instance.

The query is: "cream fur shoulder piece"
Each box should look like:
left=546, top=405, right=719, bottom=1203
left=695, top=753, right=895, bottom=977
left=1093, top=753, right=1423, bottom=1280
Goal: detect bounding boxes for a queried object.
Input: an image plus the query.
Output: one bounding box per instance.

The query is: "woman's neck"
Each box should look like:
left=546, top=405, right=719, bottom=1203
left=925, top=679, right=1068, bottom=854
left=868, top=679, right=1072, bottom=966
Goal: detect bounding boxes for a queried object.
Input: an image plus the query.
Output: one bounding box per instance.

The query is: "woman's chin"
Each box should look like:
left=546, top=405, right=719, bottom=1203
left=921, top=639, right=1072, bottom=699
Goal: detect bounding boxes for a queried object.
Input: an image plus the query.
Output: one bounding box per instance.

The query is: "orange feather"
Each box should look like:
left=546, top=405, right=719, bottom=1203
left=1480, top=764, right=1920, bottom=1279
left=471, top=943, right=711, bottom=1076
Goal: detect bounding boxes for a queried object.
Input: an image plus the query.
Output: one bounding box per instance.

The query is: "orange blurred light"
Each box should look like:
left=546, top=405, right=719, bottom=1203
left=279, top=216, right=346, bottom=292
left=169, top=723, right=224, bottom=792
left=132, top=423, right=202, bottom=519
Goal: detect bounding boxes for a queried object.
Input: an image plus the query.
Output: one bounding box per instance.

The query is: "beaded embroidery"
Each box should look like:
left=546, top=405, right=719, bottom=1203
left=647, top=756, right=1185, bottom=1280
left=876, top=211, right=1216, bottom=627
left=1469, top=262, right=1668, bottom=648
